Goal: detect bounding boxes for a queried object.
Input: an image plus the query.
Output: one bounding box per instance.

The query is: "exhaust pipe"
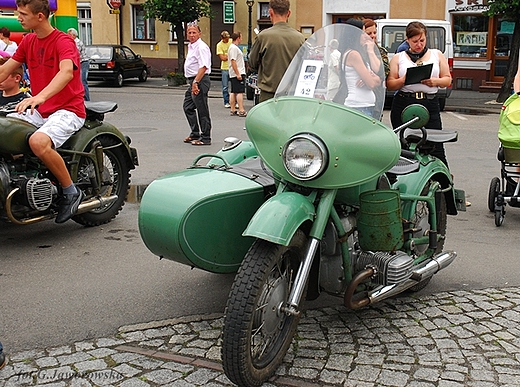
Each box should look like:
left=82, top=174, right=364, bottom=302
left=5, top=189, right=118, bottom=225
left=76, top=195, right=118, bottom=214
left=345, top=251, right=457, bottom=309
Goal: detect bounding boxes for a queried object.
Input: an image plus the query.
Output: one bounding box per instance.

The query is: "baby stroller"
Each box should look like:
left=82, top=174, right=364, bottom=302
left=488, top=92, right=520, bottom=226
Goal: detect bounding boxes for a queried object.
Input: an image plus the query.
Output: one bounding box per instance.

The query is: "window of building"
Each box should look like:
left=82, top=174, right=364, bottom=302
left=132, top=4, right=155, bottom=41
left=452, top=15, right=488, bottom=58
left=169, top=23, right=187, bottom=42
left=259, top=2, right=270, bottom=20
left=77, top=3, right=92, bottom=45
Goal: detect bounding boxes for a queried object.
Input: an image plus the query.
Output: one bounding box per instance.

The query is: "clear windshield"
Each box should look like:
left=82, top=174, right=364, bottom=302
left=275, top=24, right=385, bottom=120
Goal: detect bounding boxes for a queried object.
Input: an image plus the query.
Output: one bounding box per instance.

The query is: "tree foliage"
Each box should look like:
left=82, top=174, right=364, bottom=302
left=143, top=0, right=212, bottom=74
left=485, top=0, right=520, bottom=102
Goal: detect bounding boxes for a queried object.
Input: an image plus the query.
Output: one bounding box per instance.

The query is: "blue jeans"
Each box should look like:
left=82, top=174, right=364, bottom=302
left=221, top=69, right=229, bottom=105
left=81, top=60, right=90, bottom=101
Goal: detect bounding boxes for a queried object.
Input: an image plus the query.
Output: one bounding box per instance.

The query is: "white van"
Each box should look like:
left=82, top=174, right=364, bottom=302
left=375, top=19, right=454, bottom=110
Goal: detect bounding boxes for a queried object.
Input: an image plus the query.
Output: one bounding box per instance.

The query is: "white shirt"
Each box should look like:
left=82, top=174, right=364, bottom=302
left=184, top=38, right=212, bottom=78
left=397, top=49, right=440, bottom=94
left=228, top=43, right=245, bottom=78
left=3, top=41, right=17, bottom=56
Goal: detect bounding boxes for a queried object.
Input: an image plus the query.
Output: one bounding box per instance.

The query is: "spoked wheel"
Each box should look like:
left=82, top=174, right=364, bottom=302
left=72, top=136, right=132, bottom=226
left=408, top=181, right=447, bottom=292
left=138, top=68, right=148, bottom=82
left=222, top=230, right=307, bottom=387
left=488, top=177, right=500, bottom=212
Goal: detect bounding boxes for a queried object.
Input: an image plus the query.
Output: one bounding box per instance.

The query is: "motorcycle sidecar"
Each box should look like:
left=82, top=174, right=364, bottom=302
left=138, top=157, right=274, bottom=273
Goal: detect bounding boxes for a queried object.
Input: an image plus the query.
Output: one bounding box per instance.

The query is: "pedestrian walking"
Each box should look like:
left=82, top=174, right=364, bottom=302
left=67, top=27, right=90, bottom=101
left=216, top=30, right=231, bottom=108
left=228, top=32, right=247, bottom=117
left=182, top=22, right=212, bottom=146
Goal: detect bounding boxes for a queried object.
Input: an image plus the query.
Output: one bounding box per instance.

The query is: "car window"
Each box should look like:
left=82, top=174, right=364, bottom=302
left=122, top=47, right=135, bottom=60
left=115, top=48, right=127, bottom=60
left=86, top=46, right=112, bottom=60
left=381, top=26, right=446, bottom=54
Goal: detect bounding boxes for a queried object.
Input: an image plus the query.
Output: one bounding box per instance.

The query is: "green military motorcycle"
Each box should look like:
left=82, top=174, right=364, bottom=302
left=0, top=101, right=138, bottom=226
left=139, top=24, right=465, bottom=387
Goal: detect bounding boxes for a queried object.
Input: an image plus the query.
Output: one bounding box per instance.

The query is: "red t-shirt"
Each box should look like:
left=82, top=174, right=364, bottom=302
left=13, top=29, right=86, bottom=118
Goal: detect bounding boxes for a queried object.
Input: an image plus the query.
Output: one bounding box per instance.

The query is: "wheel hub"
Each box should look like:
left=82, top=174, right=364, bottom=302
left=258, top=276, right=287, bottom=336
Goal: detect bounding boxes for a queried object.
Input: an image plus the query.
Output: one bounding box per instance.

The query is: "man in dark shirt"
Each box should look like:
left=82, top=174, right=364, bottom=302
left=248, top=0, right=304, bottom=103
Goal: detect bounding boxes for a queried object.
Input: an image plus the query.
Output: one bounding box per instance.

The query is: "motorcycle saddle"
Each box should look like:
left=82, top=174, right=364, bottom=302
left=85, top=101, right=118, bottom=122
left=404, top=128, right=458, bottom=144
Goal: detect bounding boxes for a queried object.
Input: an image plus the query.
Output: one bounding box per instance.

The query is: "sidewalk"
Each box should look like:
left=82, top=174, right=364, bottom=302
left=2, top=287, right=520, bottom=386
left=128, top=77, right=505, bottom=114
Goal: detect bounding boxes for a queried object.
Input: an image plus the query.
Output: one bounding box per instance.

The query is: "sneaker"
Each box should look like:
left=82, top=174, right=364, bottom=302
left=55, top=188, right=85, bottom=224
left=224, top=103, right=231, bottom=108
left=0, top=352, right=6, bottom=370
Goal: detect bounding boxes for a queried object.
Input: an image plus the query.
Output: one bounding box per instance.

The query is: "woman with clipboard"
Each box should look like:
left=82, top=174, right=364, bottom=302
left=387, top=21, right=452, bottom=167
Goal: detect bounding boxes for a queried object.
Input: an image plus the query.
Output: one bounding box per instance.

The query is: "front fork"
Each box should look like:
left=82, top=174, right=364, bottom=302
left=283, top=189, right=337, bottom=315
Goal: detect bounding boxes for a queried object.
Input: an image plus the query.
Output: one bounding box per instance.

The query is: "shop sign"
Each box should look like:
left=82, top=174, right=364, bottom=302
left=448, top=0, right=489, bottom=12
left=223, top=1, right=235, bottom=24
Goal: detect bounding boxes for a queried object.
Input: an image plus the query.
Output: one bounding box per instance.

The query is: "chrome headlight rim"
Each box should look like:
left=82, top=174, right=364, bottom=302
left=282, top=133, right=328, bottom=181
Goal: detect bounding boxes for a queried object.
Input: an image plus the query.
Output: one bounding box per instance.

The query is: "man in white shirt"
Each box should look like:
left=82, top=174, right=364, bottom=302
left=183, top=23, right=212, bottom=146
left=228, top=32, right=247, bottom=117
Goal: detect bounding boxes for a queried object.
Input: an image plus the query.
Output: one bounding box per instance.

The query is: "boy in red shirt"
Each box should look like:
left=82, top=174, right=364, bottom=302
left=0, top=0, right=86, bottom=223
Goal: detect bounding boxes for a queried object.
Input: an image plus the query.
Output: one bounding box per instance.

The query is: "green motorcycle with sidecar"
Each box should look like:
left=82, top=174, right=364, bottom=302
left=138, top=24, right=465, bottom=387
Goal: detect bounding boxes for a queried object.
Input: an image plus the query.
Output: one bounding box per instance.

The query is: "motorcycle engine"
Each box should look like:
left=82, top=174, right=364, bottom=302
left=355, top=251, right=413, bottom=286
left=20, top=177, right=54, bottom=211
left=0, top=161, right=9, bottom=201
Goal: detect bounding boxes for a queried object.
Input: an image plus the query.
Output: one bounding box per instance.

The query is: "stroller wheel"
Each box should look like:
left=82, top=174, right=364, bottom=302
left=488, top=177, right=500, bottom=212
left=494, top=208, right=504, bottom=227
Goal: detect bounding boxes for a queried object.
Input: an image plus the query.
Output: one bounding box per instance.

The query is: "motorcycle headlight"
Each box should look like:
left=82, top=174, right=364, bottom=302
left=282, top=134, right=328, bottom=180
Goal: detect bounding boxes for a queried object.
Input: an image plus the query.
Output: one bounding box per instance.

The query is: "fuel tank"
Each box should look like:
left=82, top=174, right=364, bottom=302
left=138, top=158, right=274, bottom=273
left=0, top=116, right=37, bottom=154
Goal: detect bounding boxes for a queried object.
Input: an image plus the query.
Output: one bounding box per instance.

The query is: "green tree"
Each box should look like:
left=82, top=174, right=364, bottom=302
left=485, top=0, right=520, bottom=102
left=143, top=0, right=212, bottom=75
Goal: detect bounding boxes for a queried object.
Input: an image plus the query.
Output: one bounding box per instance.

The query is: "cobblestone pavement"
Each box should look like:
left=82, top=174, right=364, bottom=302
left=2, top=287, right=520, bottom=386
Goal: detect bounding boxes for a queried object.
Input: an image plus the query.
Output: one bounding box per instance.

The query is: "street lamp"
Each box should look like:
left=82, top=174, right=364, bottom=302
left=246, top=0, right=254, bottom=55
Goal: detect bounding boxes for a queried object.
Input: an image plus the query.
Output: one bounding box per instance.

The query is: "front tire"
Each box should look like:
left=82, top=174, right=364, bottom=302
left=72, top=136, right=132, bottom=226
left=138, top=68, right=148, bottom=82
left=222, top=230, right=307, bottom=387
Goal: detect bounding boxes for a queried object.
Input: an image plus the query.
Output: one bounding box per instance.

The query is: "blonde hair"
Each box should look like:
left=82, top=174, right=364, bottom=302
left=0, top=57, right=23, bottom=77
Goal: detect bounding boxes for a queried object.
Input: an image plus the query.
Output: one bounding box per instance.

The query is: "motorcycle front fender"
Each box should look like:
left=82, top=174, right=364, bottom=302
left=392, top=158, right=457, bottom=216
left=243, top=192, right=315, bottom=246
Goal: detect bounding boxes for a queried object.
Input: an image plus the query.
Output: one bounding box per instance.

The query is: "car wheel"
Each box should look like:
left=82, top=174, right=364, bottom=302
left=115, top=71, right=123, bottom=87
left=138, top=68, right=148, bottom=82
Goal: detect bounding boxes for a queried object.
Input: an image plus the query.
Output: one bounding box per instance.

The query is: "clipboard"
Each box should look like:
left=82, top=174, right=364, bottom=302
left=404, top=63, right=433, bottom=85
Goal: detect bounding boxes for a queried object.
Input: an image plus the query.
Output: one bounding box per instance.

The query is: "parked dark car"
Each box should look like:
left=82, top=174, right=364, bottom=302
left=86, top=45, right=149, bottom=87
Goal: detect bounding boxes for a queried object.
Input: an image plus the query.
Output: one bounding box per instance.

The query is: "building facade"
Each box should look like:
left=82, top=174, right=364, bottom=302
left=84, top=0, right=511, bottom=89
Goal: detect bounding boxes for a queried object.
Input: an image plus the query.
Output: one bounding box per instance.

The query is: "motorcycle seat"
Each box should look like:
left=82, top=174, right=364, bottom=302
left=387, top=156, right=419, bottom=175
left=404, top=129, right=458, bottom=144
left=85, top=101, right=118, bottom=115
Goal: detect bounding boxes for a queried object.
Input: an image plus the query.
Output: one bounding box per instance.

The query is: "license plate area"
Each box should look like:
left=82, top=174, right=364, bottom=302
left=89, top=64, right=99, bottom=70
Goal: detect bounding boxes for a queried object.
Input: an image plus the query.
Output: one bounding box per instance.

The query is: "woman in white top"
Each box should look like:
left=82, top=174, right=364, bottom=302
left=341, top=19, right=382, bottom=118
left=387, top=21, right=452, bottom=166
left=0, top=27, right=17, bottom=56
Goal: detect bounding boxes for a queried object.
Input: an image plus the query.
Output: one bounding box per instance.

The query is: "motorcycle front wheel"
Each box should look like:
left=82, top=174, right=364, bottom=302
left=222, top=230, right=307, bottom=387
left=73, top=136, right=132, bottom=226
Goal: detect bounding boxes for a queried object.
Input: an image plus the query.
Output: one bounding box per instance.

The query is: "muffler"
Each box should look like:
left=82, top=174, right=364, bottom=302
left=5, top=189, right=118, bottom=225
left=345, top=251, right=457, bottom=309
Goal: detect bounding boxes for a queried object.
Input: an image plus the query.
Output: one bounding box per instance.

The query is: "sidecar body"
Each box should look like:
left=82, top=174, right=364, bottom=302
left=138, top=156, right=274, bottom=273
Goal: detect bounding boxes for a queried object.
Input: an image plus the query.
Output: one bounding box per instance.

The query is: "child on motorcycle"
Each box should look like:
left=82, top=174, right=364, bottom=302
left=0, top=57, right=29, bottom=108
